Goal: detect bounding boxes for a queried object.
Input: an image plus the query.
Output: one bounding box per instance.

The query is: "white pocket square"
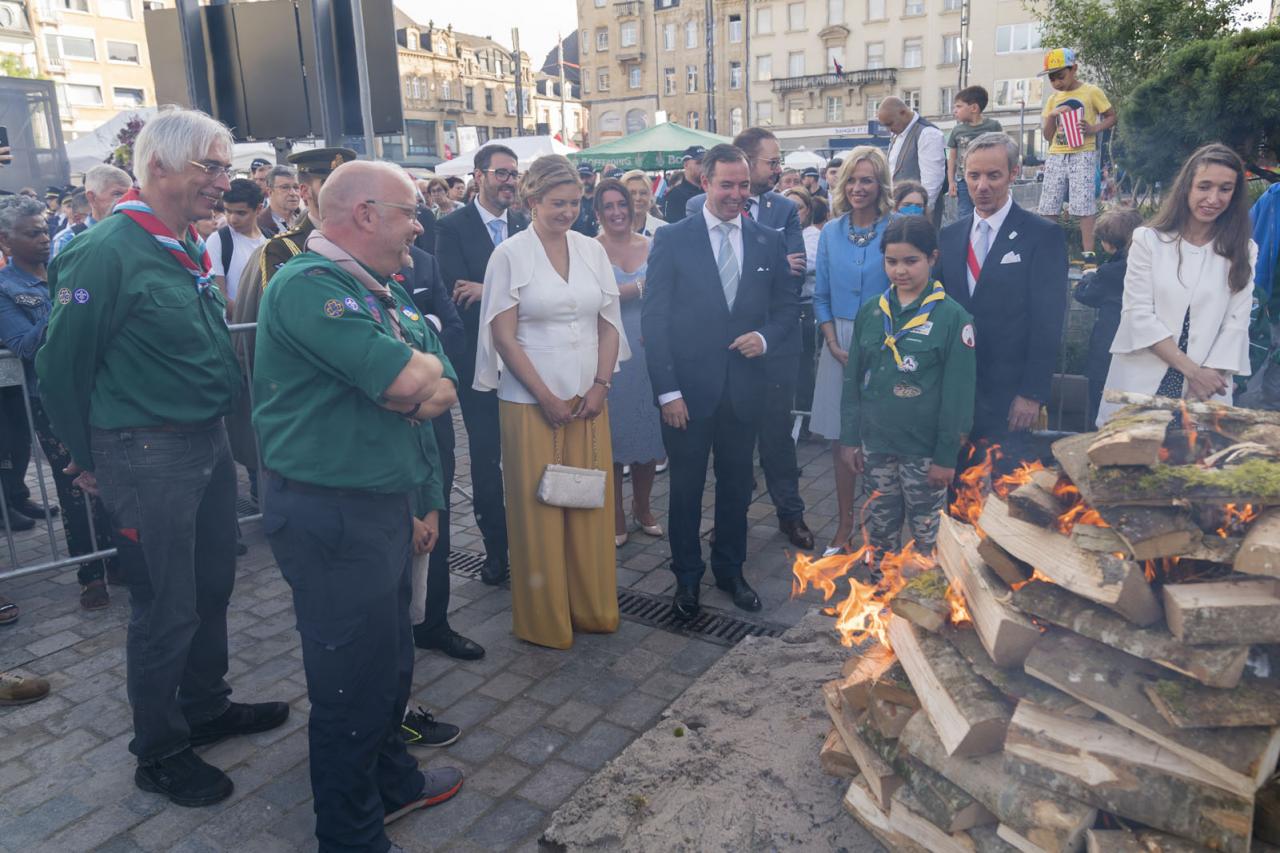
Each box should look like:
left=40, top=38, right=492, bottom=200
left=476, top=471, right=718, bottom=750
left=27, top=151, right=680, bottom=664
left=999, top=251, right=1022, bottom=265
left=756, top=266, right=768, bottom=272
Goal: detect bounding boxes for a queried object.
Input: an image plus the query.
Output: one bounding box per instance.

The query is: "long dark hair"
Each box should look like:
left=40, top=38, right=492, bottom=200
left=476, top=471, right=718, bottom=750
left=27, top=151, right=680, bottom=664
left=1147, top=143, right=1252, bottom=293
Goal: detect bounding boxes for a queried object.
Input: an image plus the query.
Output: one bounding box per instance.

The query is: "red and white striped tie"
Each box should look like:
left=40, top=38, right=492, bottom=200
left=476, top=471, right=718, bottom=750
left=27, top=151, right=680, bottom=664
left=967, top=220, right=991, bottom=295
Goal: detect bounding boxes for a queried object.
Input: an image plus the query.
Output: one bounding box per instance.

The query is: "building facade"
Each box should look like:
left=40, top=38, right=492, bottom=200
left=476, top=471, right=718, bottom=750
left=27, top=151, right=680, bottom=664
left=575, top=0, right=749, bottom=143
left=386, top=12, right=585, bottom=167
left=16, top=0, right=158, bottom=139
left=531, top=73, right=586, bottom=146
left=752, top=0, right=1048, bottom=153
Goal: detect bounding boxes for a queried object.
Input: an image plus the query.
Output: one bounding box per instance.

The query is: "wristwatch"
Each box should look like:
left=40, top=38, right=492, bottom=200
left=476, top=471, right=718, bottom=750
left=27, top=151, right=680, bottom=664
left=593, top=377, right=612, bottom=390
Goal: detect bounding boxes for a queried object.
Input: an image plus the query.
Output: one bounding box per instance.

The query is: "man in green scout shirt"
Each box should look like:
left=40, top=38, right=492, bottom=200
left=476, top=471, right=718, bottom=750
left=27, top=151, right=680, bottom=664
left=839, top=216, right=976, bottom=562
left=36, top=108, right=290, bottom=808
left=254, top=161, right=464, bottom=852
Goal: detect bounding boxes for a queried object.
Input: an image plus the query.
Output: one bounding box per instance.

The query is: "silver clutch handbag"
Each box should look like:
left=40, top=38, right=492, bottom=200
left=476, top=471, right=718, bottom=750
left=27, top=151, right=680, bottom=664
left=536, top=421, right=606, bottom=509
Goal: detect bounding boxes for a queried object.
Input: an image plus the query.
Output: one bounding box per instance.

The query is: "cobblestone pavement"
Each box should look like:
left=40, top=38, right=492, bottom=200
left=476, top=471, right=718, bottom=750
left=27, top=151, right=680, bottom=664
left=0, top=420, right=847, bottom=852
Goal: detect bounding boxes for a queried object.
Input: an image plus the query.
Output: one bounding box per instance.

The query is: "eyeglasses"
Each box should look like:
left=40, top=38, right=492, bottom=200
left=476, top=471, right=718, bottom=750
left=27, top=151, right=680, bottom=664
left=188, top=160, right=235, bottom=180
left=752, top=157, right=783, bottom=169
left=482, top=168, right=520, bottom=182
left=272, top=182, right=301, bottom=192
left=366, top=199, right=418, bottom=216
left=1047, top=70, right=1068, bottom=81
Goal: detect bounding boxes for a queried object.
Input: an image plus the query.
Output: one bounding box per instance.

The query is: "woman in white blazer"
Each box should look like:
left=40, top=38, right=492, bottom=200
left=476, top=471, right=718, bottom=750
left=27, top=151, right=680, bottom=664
left=475, top=154, right=630, bottom=649
left=1098, top=143, right=1257, bottom=426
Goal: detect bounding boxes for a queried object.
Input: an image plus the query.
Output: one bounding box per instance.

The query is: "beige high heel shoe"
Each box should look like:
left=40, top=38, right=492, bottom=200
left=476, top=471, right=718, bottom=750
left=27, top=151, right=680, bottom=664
left=633, top=504, right=663, bottom=537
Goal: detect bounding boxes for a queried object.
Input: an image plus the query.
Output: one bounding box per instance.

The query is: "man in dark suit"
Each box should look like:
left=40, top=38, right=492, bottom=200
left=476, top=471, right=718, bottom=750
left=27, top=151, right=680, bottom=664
left=661, top=145, right=706, bottom=222
left=435, top=144, right=527, bottom=585
left=643, top=144, right=801, bottom=619
left=937, top=132, right=1067, bottom=474
left=685, top=128, right=815, bottom=551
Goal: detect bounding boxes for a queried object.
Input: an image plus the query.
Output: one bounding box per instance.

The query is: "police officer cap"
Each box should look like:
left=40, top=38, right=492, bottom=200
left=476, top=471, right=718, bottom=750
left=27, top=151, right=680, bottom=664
left=576, top=163, right=596, bottom=176
left=681, top=145, right=706, bottom=162
left=287, top=147, right=359, bottom=178
left=801, top=166, right=820, bottom=178
left=45, top=186, right=62, bottom=198
left=602, top=166, right=624, bottom=178
left=250, top=157, right=271, bottom=170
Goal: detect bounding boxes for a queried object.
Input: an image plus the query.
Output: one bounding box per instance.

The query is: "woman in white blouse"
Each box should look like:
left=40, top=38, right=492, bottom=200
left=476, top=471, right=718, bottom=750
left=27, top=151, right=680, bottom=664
left=1098, top=143, right=1257, bottom=425
left=475, top=154, right=630, bottom=649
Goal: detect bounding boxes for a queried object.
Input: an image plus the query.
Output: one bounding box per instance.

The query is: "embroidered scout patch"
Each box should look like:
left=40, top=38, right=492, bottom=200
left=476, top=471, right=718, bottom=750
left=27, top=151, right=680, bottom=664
left=57, top=288, right=72, bottom=305
left=73, top=288, right=90, bottom=304
left=893, top=383, right=922, bottom=398
left=363, top=294, right=382, bottom=322
left=911, top=322, right=933, bottom=336
left=343, top=297, right=361, bottom=313
left=961, top=324, right=976, bottom=348
left=324, top=299, right=344, bottom=318
left=898, top=356, right=917, bottom=373
left=402, top=307, right=420, bottom=322
left=14, top=294, right=41, bottom=307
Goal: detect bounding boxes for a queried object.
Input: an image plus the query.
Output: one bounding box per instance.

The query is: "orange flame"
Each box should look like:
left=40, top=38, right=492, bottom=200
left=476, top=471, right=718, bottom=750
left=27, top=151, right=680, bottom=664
left=1179, top=400, right=1199, bottom=458
left=1216, top=503, right=1258, bottom=538
left=950, top=445, right=1000, bottom=529
left=945, top=582, right=972, bottom=625
left=791, top=539, right=928, bottom=648
left=993, top=460, right=1047, bottom=498
left=1010, top=568, right=1055, bottom=592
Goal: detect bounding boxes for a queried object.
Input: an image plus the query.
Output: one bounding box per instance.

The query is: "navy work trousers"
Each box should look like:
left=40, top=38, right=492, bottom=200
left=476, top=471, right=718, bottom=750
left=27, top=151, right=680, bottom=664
left=263, top=475, right=423, bottom=853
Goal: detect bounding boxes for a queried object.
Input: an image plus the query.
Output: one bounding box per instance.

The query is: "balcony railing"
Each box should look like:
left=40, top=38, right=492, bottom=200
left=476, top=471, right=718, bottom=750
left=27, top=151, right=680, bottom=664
left=615, top=0, right=643, bottom=16
left=440, top=97, right=465, bottom=113
left=770, top=67, right=897, bottom=93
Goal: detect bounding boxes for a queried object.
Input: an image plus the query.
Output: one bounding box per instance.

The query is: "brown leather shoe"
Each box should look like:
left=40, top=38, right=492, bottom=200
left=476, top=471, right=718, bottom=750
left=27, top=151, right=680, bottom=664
left=779, top=518, right=815, bottom=550
left=0, top=672, right=50, bottom=705
left=80, top=580, right=110, bottom=611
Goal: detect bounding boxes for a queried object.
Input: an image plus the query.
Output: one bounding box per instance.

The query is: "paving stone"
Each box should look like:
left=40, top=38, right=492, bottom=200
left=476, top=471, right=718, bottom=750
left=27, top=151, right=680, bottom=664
left=24, top=629, right=87, bottom=658
left=42, top=803, right=147, bottom=853
left=258, top=763, right=312, bottom=810
left=515, top=760, right=591, bottom=810
left=544, top=699, right=601, bottom=734
left=462, top=797, right=545, bottom=848
left=558, top=720, right=633, bottom=771
left=422, top=668, right=485, bottom=708
left=605, top=691, right=671, bottom=731
left=3, top=792, right=95, bottom=847
left=194, top=794, right=283, bottom=848
left=638, top=669, right=696, bottom=701
left=607, top=647, right=666, bottom=681
left=444, top=726, right=509, bottom=765
left=439, top=693, right=501, bottom=730
left=388, top=788, right=495, bottom=846
left=505, top=725, right=568, bottom=767
left=573, top=671, right=636, bottom=706
left=476, top=670, right=533, bottom=702
left=667, top=638, right=727, bottom=677
left=467, top=755, right=534, bottom=797
left=483, top=698, right=551, bottom=737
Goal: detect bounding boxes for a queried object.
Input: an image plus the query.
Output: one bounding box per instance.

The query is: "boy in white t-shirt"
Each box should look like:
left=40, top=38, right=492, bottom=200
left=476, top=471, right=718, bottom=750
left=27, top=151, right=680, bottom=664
left=207, top=178, right=267, bottom=313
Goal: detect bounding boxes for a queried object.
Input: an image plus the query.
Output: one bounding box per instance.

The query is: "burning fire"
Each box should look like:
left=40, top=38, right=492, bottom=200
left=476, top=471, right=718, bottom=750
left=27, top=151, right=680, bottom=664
left=1217, top=503, right=1258, bottom=538
left=1010, top=568, right=1055, bottom=592
left=950, top=445, right=1000, bottom=528
left=945, top=582, right=972, bottom=625
left=1179, top=400, right=1199, bottom=457
left=993, top=460, right=1047, bottom=497
left=791, top=539, right=926, bottom=648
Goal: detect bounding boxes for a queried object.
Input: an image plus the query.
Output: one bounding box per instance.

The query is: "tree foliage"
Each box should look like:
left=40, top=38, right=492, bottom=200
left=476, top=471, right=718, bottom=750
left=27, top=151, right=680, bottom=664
left=109, top=115, right=146, bottom=172
left=0, top=55, right=39, bottom=80
left=1122, top=27, right=1280, bottom=183
left=1030, top=0, right=1249, bottom=106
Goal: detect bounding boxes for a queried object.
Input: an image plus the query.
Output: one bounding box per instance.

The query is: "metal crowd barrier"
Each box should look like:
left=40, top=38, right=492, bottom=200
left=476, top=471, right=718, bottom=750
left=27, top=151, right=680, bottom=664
left=0, top=322, right=263, bottom=584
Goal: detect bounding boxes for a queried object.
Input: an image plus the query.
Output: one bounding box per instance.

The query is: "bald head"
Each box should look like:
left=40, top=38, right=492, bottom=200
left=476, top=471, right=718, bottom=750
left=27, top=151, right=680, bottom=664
left=877, top=97, right=913, bottom=133
left=319, top=160, right=422, bottom=276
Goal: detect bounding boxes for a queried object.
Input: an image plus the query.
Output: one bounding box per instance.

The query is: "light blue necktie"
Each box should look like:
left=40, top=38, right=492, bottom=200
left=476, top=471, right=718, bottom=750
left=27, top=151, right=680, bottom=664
left=716, top=221, right=740, bottom=310
left=975, top=219, right=991, bottom=268
left=487, top=219, right=505, bottom=246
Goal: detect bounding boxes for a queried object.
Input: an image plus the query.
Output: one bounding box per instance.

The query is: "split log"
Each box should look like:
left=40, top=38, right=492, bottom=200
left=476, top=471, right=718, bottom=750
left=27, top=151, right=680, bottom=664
left=823, top=680, right=901, bottom=808
left=820, top=728, right=859, bottom=778
left=836, top=644, right=898, bottom=711
left=1237, top=508, right=1280, bottom=577
left=1069, top=522, right=1131, bottom=557
left=1008, top=481, right=1066, bottom=529
left=889, top=785, right=977, bottom=853
left=1259, top=773, right=1280, bottom=846
left=1163, top=578, right=1280, bottom=645
left=969, top=826, right=1022, bottom=853
left=1103, top=390, right=1280, bottom=428
left=1144, top=676, right=1280, bottom=729
left=1084, top=829, right=1205, bottom=853
left=843, top=775, right=928, bottom=853
left=1003, top=701, right=1255, bottom=853
left=891, top=568, right=952, bottom=632
left=980, top=497, right=1162, bottom=626
left=899, top=713, right=1095, bottom=853
left=1180, top=534, right=1242, bottom=563
left=1087, top=408, right=1173, bottom=467
left=868, top=694, right=916, bottom=739
left=977, top=537, right=1032, bottom=586
left=1022, top=631, right=1280, bottom=796
left=886, top=617, right=1012, bottom=757
left=1011, top=581, right=1249, bottom=688
left=936, top=514, right=1042, bottom=668
left=942, top=625, right=1090, bottom=717
left=1054, top=434, right=1203, bottom=558
left=996, top=824, right=1056, bottom=853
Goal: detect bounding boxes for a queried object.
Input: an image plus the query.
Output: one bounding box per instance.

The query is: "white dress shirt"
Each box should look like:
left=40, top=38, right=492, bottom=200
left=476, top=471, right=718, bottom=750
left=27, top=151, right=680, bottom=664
left=656, top=206, right=766, bottom=407
left=474, top=197, right=509, bottom=242
left=474, top=228, right=630, bottom=403
left=966, top=193, right=1014, bottom=295
left=888, top=112, right=947, bottom=202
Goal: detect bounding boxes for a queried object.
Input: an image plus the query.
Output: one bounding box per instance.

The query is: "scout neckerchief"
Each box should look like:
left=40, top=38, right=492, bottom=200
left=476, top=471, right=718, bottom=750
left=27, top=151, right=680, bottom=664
left=112, top=189, right=215, bottom=298
left=304, top=231, right=405, bottom=342
left=879, top=280, right=945, bottom=368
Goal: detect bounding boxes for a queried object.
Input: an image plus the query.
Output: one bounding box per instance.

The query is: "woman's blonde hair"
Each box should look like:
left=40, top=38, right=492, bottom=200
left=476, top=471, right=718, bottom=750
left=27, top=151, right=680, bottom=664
left=518, top=155, right=582, bottom=208
left=830, top=146, right=891, bottom=220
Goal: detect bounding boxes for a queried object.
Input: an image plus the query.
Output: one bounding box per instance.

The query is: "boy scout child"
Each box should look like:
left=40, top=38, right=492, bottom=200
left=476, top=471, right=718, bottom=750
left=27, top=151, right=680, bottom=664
left=839, top=215, right=976, bottom=561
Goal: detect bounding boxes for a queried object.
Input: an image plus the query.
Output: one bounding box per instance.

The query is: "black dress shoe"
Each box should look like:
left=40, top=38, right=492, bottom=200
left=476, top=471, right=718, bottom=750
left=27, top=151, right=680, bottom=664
left=11, top=500, right=58, bottom=519
left=672, top=584, right=700, bottom=620
left=136, top=747, right=233, bottom=807
left=188, top=700, right=290, bottom=746
left=480, top=553, right=508, bottom=586
left=716, top=577, right=762, bottom=612
left=779, top=518, right=815, bottom=550
left=413, top=626, right=485, bottom=660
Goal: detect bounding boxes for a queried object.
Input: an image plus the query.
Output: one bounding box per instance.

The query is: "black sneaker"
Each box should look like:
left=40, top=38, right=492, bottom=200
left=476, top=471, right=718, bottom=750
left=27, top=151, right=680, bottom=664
left=189, top=700, right=290, bottom=747
left=135, top=747, right=233, bottom=807
left=400, top=706, right=461, bottom=748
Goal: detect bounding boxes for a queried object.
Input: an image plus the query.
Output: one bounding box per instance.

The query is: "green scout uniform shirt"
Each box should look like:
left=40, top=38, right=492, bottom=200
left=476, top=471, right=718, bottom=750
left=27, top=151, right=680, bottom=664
left=253, top=253, right=455, bottom=494
left=35, top=214, right=241, bottom=470
left=840, top=286, right=976, bottom=465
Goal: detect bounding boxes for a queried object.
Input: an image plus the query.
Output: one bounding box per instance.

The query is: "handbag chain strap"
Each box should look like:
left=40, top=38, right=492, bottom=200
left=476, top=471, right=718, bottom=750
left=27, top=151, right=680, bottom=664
left=551, top=418, right=599, bottom=469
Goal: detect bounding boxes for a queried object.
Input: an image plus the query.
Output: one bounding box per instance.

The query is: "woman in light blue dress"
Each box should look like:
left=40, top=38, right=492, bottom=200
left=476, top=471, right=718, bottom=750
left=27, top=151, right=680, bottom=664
left=595, top=179, right=666, bottom=546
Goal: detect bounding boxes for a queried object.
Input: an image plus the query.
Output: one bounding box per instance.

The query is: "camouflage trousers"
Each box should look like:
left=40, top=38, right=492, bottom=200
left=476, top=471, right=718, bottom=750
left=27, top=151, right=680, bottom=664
left=860, top=452, right=947, bottom=557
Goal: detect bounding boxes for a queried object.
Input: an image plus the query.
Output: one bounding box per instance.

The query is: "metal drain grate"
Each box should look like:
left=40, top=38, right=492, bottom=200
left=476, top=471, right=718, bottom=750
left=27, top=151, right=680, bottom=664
left=445, top=549, right=786, bottom=646
left=616, top=588, right=787, bottom=646
left=236, top=497, right=258, bottom=516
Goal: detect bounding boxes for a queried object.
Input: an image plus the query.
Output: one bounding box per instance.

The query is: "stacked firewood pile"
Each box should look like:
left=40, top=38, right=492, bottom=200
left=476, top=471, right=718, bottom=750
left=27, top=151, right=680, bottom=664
left=812, top=392, right=1280, bottom=852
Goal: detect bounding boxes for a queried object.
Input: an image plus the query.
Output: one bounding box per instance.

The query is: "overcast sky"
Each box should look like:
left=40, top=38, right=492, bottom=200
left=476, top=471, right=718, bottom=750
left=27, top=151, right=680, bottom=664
left=393, top=0, right=1273, bottom=73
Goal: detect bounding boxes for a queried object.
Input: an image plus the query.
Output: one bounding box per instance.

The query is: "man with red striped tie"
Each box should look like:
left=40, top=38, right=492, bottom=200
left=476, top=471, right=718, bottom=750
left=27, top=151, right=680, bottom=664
left=936, top=132, right=1068, bottom=478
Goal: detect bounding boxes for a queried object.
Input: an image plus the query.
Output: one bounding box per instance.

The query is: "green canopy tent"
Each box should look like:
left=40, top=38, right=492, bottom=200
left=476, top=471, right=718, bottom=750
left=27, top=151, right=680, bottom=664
left=569, top=123, right=731, bottom=171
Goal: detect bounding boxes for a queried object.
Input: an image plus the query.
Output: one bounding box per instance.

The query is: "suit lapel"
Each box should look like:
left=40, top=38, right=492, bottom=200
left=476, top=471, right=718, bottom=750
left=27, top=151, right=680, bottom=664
left=945, top=219, right=973, bottom=309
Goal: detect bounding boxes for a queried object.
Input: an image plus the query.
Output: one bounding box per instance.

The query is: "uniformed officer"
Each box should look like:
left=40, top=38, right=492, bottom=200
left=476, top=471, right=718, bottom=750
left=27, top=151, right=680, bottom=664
left=839, top=215, right=976, bottom=560
left=253, top=161, right=463, bottom=852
